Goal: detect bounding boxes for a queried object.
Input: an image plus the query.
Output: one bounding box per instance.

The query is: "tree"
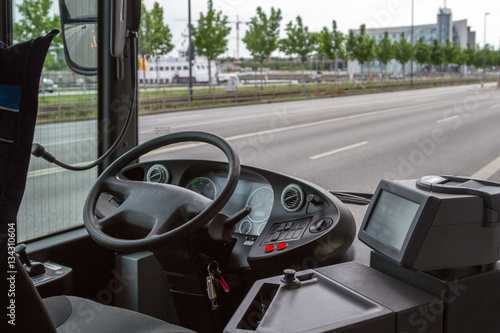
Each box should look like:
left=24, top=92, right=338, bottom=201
left=393, top=32, right=411, bottom=80
left=413, top=37, right=430, bottom=73
left=430, top=39, right=443, bottom=72
left=472, top=44, right=484, bottom=69
left=192, top=0, right=231, bottom=85
left=242, top=6, right=282, bottom=87
left=442, top=39, right=457, bottom=72
left=464, top=43, right=476, bottom=68
left=347, top=24, right=375, bottom=79
left=280, top=16, right=317, bottom=75
left=455, top=43, right=467, bottom=75
left=139, top=2, right=174, bottom=83
left=317, top=20, right=344, bottom=73
left=375, top=31, right=393, bottom=78
left=14, top=0, right=63, bottom=70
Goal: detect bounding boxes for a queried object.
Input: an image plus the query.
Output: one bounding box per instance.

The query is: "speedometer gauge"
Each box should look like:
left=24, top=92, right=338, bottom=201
left=186, top=177, right=218, bottom=200
left=247, top=187, right=274, bottom=222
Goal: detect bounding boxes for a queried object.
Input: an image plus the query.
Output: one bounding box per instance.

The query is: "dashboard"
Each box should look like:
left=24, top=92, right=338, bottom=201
left=184, top=173, right=274, bottom=237
left=99, top=159, right=356, bottom=273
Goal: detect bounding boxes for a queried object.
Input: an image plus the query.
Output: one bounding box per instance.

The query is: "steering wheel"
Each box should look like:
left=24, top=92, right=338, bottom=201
left=83, top=131, right=240, bottom=252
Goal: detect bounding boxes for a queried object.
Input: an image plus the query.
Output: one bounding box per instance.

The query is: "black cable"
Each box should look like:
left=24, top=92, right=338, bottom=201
left=31, top=30, right=138, bottom=171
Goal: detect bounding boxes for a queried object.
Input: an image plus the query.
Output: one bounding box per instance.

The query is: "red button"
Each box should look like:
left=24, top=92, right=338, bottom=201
left=265, top=245, right=275, bottom=253
left=277, top=242, right=287, bottom=250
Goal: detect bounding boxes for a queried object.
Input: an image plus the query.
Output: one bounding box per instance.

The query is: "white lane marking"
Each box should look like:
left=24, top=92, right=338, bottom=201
left=41, top=137, right=96, bottom=147
left=472, top=155, right=500, bottom=180
left=140, top=114, right=268, bottom=135
left=28, top=92, right=472, bottom=177
left=140, top=113, right=206, bottom=123
left=145, top=105, right=413, bottom=157
left=27, top=161, right=95, bottom=178
left=138, top=92, right=456, bottom=135
left=310, top=141, right=369, bottom=160
left=490, top=104, right=500, bottom=109
left=436, top=115, right=460, bottom=123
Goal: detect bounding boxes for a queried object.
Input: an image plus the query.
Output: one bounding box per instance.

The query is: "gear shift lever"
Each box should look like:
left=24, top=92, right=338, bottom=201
left=15, top=244, right=45, bottom=277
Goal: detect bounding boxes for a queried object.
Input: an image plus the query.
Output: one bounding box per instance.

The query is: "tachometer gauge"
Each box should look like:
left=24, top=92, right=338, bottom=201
left=239, top=220, right=252, bottom=234
left=247, top=187, right=274, bottom=222
left=186, top=177, right=218, bottom=200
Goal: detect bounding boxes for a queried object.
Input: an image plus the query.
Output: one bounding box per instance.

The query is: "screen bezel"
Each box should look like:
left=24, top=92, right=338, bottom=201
left=358, top=179, right=440, bottom=267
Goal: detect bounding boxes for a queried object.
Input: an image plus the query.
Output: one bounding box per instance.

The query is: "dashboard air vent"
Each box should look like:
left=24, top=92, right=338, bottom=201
left=146, top=164, right=169, bottom=183
left=281, top=184, right=304, bottom=212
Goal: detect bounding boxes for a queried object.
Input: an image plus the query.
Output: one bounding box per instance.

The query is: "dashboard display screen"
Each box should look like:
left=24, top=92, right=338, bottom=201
left=364, top=190, right=419, bottom=250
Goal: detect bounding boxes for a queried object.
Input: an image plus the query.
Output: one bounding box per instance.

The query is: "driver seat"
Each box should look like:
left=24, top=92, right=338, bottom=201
left=5, top=254, right=194, bottom=333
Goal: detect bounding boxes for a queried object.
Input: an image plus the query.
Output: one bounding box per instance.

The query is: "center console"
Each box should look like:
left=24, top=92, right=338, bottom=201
left=225, top=176, right=500, bottom=333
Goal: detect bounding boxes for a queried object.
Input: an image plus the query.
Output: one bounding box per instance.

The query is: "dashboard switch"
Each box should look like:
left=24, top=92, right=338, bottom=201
left=265, top=245, right=275, bottom=253
left=309, top=218, right=333, bottom=233
left=277, top=242, right=288, bottom=250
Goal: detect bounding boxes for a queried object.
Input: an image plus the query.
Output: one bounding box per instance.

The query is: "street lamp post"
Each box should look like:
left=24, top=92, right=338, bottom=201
left=410, top=0, right=414, bottom=86
left=483, top=12, right=489, bottom=83
left=188, top=0, right=193, bottom=103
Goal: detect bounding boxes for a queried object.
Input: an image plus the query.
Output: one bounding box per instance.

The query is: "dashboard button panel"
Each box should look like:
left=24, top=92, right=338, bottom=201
left=262, top=218, right=311, bottom=245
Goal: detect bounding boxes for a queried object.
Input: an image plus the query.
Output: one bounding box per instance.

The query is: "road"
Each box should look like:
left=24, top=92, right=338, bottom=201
left=18, top=83, right=500, bottom=241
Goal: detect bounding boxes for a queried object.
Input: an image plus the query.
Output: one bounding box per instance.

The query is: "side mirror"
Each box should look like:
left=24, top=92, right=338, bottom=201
left=58, top=0, right=98, bottom=75
left=59, top=0, right=141, bottom=79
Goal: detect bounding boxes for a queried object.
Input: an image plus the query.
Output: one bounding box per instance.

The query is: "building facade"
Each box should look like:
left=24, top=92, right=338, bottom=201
left=348, top=6, right=476, bottom=75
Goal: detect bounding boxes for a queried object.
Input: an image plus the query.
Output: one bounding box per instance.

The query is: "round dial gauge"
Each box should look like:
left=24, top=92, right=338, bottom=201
left=186, top=177, right=218, bottom=200
left=247, top=186, right=274, bottom=222
left=257, top=223, right=266, bottom=235
left=239, top=220, right=252, bottom=234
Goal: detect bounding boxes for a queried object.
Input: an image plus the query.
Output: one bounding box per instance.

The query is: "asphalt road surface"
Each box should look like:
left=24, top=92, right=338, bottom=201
left=18, top=83, right=500, bottom=241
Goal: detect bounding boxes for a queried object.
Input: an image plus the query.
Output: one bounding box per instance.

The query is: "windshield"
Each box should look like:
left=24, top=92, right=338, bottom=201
left=13, top=0, right=500, bottom=243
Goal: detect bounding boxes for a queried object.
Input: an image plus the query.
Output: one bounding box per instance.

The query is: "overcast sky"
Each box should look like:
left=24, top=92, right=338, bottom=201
left=143, top=0, right=499, bottom=58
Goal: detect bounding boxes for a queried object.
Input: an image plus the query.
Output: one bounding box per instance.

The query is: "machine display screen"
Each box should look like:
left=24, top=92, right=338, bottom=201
left=364, top=191, right=420, bottom=250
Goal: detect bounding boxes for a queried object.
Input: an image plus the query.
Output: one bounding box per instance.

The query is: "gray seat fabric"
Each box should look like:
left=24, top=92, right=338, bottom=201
left=43, top=295, right=195, bottom=333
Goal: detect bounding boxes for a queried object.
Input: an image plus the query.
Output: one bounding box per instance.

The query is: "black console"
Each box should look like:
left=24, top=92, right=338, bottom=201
left=16, top=244, right=73, bottom=298
left=226, top=176, right=500, bottom=333
left=225, top=264, right=441, bottom=333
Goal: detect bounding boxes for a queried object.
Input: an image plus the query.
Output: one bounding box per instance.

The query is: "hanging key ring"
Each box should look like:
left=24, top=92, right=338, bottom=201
left=207, top=261, right=219, bottom=274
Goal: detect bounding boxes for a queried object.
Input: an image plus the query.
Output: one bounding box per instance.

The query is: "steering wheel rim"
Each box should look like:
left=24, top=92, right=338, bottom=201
left=83, top=131, right=240, bottom=252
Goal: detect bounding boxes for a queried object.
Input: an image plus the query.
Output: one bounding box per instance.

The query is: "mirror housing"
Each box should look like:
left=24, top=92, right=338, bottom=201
left=58, top=0, right=140, bottom=78
left=58, top=0, right=98, bottom=75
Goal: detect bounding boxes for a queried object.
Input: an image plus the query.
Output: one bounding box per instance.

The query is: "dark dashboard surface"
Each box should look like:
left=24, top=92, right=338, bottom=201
left=105, top=159, right=356, bottom=272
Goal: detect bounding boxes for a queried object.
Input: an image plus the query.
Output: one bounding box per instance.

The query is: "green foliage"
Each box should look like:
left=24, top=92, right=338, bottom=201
left=454, top=43, right=467, bottom=68
left=192, top=0, right=231, bottom=84
left=346, top=24, right=375, bottom=75
left=414, top=37, right=431, bottom=71
left=464, top=43, right=476, bottom=67
left=430, top=39, right=443, bottom=68
left=14, top=0, right=63, bottom=70
left=242, top=7, right=282, bottom=65
left=14, top=0, right=61, bottom=44
left=375, top=31, right=393, bottom=74
left=345, top=31, right=357, bottom=61
left=317, top=20, right=344, bottom=62
left=192, top=0, right=231, bottom=62
left=393, top=32, right=411, bottom=77
left=442, top=39, right=457, bottom=69
left=280, top=16, right=317, bottom=65
left=139, top=2, right=174, bottom=58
